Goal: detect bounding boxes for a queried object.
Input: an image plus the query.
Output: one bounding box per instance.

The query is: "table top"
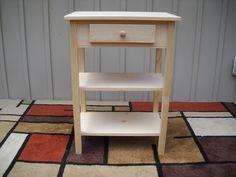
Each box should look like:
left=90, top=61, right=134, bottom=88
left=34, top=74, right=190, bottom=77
left=64, top=11, right=181, bottom=21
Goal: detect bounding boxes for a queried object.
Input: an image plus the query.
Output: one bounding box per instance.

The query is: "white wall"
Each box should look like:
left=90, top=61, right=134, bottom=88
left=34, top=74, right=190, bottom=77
left=0, top=0, right=236, bottom=101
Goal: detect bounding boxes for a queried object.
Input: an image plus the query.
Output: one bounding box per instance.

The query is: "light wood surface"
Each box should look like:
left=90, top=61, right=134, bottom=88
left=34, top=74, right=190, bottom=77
left=66, top=11, right=180, bottom=156
left=77, top=23, right=168, bottom=48
left=79, top=48, right=86, bottom=112
left=69, top=21, right=82, bottom=154
left=81, top=112, right=161, bottom=136
left=64, top=11, right=181, bottom=21
left=79, top=73, right=163, bottom=91
left=153, top=48, right=162, bottom=112
left=89, top=24, right=156, bottom=43
left=158, top=22, right=175, bottom=155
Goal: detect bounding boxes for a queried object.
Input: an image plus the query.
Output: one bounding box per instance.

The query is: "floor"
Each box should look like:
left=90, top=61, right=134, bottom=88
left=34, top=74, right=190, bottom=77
left=0, top=99, right=236, bottom=177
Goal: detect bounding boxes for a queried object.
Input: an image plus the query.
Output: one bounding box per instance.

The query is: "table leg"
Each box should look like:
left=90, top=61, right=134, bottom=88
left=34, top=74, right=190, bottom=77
left=79, top=48, right=86, bottom=112
left=158, top=22, right=175, bottom=155
left=70, top=22, right=82, bottom=154
left=153, top=48, right=162, bottom=112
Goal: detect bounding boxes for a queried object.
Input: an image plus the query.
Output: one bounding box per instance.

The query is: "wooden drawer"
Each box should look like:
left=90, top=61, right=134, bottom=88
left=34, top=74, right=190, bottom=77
left=89, top=24, right=156, bottom=43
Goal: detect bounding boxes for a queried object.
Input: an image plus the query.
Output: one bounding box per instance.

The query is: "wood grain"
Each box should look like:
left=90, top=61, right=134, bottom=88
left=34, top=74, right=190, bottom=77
left=70, top=21, right=82, bottom=154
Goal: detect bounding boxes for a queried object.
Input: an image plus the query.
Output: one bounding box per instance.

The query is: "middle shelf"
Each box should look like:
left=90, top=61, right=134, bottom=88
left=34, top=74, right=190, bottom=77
left=79, top=72, right=163, bottom=91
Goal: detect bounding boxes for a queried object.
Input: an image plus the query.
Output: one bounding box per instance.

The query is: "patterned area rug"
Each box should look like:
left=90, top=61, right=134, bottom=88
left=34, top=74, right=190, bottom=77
left=0, top=99, right=236, bottom=177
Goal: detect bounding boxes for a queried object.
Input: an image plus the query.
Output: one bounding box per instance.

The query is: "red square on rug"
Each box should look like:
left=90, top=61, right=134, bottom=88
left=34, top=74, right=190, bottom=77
left=26, top=105, right=73, bottom=116
left=131, top=102, right=226, bottom=112
left=19, top=134, right=69, bottom=162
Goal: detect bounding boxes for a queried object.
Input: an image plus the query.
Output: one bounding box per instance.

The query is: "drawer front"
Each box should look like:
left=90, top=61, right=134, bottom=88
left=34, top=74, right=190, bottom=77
left=89, top=24, right=156, bottom=43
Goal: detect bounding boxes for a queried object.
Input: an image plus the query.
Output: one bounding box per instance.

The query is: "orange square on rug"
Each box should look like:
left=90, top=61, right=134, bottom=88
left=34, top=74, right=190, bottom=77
left=18, top=134, right=69, bottom=162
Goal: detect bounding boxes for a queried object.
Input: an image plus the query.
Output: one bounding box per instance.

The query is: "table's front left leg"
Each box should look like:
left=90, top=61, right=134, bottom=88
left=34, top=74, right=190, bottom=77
left=70, top=21, right=82, bottom=154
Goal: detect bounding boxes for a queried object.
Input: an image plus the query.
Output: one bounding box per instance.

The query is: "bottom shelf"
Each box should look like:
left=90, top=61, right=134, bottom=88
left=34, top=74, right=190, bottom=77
left=81, top=112, right=160, bottom=136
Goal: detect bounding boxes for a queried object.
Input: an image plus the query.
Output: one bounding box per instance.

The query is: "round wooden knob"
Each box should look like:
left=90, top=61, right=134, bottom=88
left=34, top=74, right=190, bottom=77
left=120, top=30, right=126, bottom=38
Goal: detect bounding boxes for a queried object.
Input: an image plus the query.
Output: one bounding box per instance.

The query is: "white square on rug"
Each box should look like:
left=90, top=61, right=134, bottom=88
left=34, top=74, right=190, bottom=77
left=0, top=133, right=28, bottom=176
left=187, top=118, right=236, bottom=136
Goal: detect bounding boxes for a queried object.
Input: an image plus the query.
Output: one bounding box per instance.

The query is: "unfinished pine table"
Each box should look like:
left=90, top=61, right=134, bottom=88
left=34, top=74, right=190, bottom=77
left=64, top=11, right=181, bottom=155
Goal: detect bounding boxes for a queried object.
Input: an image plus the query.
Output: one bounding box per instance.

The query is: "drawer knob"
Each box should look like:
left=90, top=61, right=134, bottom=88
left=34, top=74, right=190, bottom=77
left=119, top=30, right=126, bottom=38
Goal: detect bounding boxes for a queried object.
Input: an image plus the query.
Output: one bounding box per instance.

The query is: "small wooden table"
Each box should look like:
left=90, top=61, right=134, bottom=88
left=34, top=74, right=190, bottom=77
left=64, top=11, right=181, bottom=155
